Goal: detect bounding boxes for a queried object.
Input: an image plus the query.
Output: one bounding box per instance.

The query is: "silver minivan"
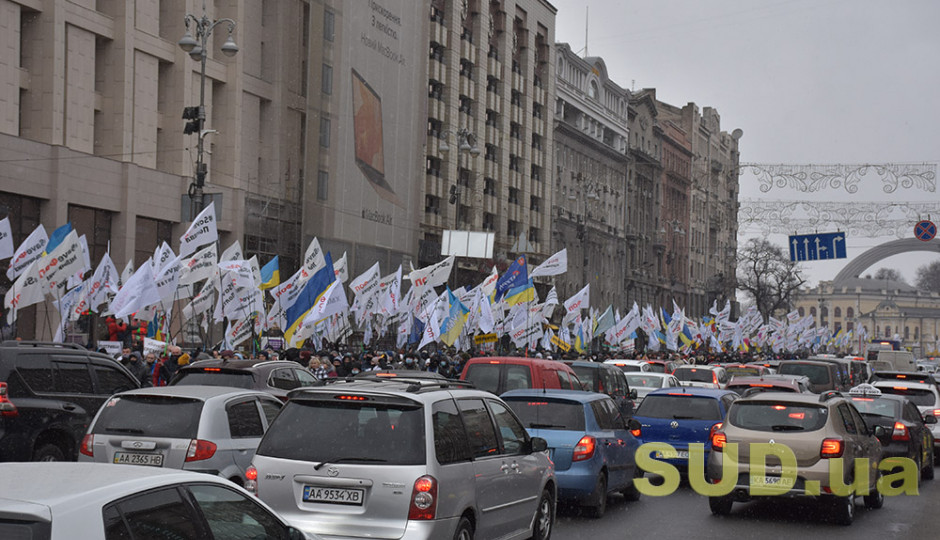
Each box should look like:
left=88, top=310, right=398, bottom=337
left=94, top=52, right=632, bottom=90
left=79, top=385, right=283, bottom=485
left=247, top=378, right=556, bottom=540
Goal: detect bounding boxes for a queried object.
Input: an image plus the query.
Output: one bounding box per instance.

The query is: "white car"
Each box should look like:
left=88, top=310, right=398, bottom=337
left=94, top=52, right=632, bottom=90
left=672, top=365, right=730, bottom=389
left=0, top=462, right=316, bottom=539
left=603, top=359, right=652, bottom=372
left=624, top=372, right=682, bottom=403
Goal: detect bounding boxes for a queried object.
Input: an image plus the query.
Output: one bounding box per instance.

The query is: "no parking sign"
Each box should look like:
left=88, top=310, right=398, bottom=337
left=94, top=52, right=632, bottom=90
left=914, top=220, right=937, bottom=242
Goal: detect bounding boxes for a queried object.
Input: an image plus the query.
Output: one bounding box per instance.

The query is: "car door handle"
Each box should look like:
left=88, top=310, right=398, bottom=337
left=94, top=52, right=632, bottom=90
left=62, top=404, right=77, bottom=411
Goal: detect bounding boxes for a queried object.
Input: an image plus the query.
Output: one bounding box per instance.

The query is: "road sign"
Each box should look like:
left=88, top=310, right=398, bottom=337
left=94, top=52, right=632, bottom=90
left=788, top=232, right=847, bottom=262
left=914, top=220, right=937, bottom=242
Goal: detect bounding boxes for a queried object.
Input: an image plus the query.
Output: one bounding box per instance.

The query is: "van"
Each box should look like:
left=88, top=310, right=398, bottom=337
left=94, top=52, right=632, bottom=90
left=460, top=356, right=584, bottom=395
left=777, top=360, right=846, bottom=393
left=876, top=350, right=917, bottom=372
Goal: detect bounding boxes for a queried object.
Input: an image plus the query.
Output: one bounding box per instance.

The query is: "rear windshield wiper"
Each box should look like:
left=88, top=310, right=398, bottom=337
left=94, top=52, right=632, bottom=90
left=103, top=427, right=146, bottom=434
left=672, top=415, right=696, bottom=420
left=528, top=423, right=566, bottom=429
left=314, top=457, right=388, bottom=470
left=770, top=425, right=805, bottom=431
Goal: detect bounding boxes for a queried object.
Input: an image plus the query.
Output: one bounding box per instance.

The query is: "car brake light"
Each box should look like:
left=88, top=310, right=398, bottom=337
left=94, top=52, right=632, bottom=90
left=893, top=386, right=908, bottom=391
left=185, top=439, right=217, bottom=462
left=667, top=393, right=692, bottom=396
left=527, top=402, right=548, bottom=406
left=408, top=475, right=438, bottom=520
left=0, top=383, right=17, bottom=417
left=712, top=372, right=719, bottom=385
left=896, top=374, right=907, bottom=379
left=80, top=434, right=94, bottom=457
left=245, top=466, right=258, bottom=495
left=335, top=395, right=368, bottom=401
left=631, top=425, right=641, bottom=437
left=892, top=422, right=910, bottom=441
left=772, top=405, right=786, bottom=410
left=820, top=438, right=844, bottom=458
left=710, top=423, right=725, bottom=452
left=573, top=435, right=596, bottom=461
left=204, top=368, right=222, bottom=372
left=852, top=397, right=874, bottom=402
left=751, top=384, right=774, bottom=388
left=788, top=412, right=805, bottom=420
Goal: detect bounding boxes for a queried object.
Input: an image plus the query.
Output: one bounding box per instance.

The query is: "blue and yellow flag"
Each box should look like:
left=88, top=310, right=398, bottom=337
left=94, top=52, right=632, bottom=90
left=260, top=256, right=280, bottom=290
left=284, top=252, right=334, bottom=344
left=440, top=288, right=470, bottom=346
left=504, top=279, right=535, bottom=306
left=493, top=254, right=527, bottom=301
left=45, top=222, right=72, bottom=254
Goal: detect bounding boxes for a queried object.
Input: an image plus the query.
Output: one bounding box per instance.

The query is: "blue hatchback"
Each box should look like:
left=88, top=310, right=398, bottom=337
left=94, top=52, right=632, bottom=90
left=502, top=389, right=642, bottom=518
left=632, top=387, right=738, bottom=471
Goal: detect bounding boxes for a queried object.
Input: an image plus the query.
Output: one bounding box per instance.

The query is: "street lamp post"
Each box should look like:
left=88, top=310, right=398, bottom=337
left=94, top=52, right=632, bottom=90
left=178, top=5, right=239, bottom=214
left=439, top=128, right=480, bottom=230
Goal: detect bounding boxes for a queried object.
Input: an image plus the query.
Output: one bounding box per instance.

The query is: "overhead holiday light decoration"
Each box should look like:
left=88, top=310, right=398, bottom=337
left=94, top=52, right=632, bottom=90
left=738, top=200, right=937, bottom=238
left=741, top=163, right=936, bottom=194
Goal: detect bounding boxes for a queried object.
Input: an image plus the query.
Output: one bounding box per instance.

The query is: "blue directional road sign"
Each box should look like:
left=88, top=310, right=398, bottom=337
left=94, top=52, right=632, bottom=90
left=788, top=232, right=847, bottom=262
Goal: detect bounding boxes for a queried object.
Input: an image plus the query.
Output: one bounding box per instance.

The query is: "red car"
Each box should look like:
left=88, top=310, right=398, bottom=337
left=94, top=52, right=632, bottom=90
left=460, top=356, right=584, bottom=395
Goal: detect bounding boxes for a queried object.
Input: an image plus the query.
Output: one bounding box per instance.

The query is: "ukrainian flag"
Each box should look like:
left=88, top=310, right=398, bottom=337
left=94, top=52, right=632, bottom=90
left=503, top=279, right=535, bottom=306
left=45, top=222, right=72, bottom=255
left=440, top=288, right=469, bottom=346
left=284, top=252, right=334, bottom=344
left=260, top=256, right=280, bottom=290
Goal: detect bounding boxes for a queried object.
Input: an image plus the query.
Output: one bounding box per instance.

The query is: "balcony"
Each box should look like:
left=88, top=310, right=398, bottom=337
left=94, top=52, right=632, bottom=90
left=461, top=39, right=477, bottom=65
left=426, top=172, right=443, bottom=198
left=486, top=124, right=498, bottom=145
left=511, top=70, right=525, bottom=93
left=532, top=118, right=544, bottom=136
left=484, top=159, right=499, bottom=179
left=429, top=59, right=446, bottom=83
left=430, top=18, right=447, bottom=47
left=459, top=77, right=476, bottom=101
left=487, top=55, right=502, bottom=77
left=511, top=106, right=523, bottom=125
left=487, top=90, right=501, bottom=114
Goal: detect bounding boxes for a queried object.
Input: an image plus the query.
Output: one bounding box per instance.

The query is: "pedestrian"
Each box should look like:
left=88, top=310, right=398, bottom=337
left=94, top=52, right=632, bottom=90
left=140, top=352, right=158, bottom=387
left=122, top=351, right=147, bottom=383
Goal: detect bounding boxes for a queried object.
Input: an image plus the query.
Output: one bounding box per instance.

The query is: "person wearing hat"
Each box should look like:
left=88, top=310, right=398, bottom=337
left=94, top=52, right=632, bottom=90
left=220, top=350, right=235, bottom=360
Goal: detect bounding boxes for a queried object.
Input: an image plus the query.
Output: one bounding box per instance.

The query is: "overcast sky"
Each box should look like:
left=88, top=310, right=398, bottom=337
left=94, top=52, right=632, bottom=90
left=550, top=0, right=940, bottom=286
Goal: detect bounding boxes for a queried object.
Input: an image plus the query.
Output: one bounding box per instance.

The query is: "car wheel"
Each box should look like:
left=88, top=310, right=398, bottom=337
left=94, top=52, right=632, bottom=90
left=621, top=467, right=643, bottom=502
left=831, top=494, right=855, bottom=526
left=32, top=443, right=66, bottom=462
left=453, top=516, right=473, bottom=540
left=531, top=489, right=554, bottom=540
left=587, top=474, right=607, bottom=518
left=923, top=447, right=935, bottom=480
left=709, top=496, right=733, bottom=516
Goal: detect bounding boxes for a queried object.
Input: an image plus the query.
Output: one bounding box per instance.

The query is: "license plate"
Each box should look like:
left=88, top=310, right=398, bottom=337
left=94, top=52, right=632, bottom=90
left=751, top=476, right=795, bottom=488
left=303, top=486, right=365, bottom=506
left=113, top=452, right=163, bottom=467
left=654, top=449, right=689, bottom=459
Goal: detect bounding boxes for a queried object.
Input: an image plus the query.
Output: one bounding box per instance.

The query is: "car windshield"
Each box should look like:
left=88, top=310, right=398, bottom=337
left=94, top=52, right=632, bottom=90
left=503, top=398, right=586, bottom=431
left=92, top=395, right=203, bottom=438
left=779, top=364, right=831, bottom=385
left=172, top=370, right=255, bottom=389
left=464, top=364, right=501, bottom=394
left=571, top=367, right=599, bottom=392
left=625, top=374, right=663, bottom=389
left=876, top=387, right=937, bottom=407
left=646, top=363, right=667, bottom=373
left=849, top=397, right=899, bottom=418
left=257, top=400, right=426, bottom=465
left=634, top=395, right=722, bottom=420
left=673, top=368, right=715, bottom=383
left=728, top=402, right=829, bottom=432
left=727, top=384, right=796, bottom=394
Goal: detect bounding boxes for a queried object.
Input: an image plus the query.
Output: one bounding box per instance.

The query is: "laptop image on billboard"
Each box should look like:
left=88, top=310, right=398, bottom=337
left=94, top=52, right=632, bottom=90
left=352, top=68, right=403, bottom=207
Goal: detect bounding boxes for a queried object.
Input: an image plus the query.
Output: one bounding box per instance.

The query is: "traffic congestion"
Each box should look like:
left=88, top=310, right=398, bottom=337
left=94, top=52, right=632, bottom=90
left=2, top=340, right=939, bottom=539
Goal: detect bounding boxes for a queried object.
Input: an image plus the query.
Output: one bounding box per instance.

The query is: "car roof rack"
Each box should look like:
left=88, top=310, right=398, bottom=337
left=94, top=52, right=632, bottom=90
left=334, top=376, right=476, bottom=393
left=819, top=390, right=843, bottom=402
left=1, top=341, right=86, bottom=350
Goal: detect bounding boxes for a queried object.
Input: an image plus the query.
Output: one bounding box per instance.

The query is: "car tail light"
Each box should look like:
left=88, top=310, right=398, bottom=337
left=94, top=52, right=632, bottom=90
left=408, top=475, right=437, bottom=520
left=0, top=383, right=17, bottom=417
left=710, top=423, right=725, bottom=452
left=185, top=439, right=217, bottom=462
left=572, top=435, right=597, bottom=461
left=892, top=422, right=910, bottom=441
left=80, top=434, right=94, bottom=457
left=245, top=465, right=259, bottom=495
left=712, top=372, right=719, bottom=385
left=932, top=409, right=940, bottom=417
left=820, top=438, right=844, bottom=458
left=631, top=425, right=642, bottom=437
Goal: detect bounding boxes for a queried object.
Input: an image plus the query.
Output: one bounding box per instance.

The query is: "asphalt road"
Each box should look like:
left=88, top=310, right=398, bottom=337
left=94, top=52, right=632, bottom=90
left=554, top=470, right=939, bottom=539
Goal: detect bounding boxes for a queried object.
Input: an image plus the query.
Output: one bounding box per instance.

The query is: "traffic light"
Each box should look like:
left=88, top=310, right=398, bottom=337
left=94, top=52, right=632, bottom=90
left=182, top=106, right=201, bottom=135
left=449, top=185, right=458, bottom=204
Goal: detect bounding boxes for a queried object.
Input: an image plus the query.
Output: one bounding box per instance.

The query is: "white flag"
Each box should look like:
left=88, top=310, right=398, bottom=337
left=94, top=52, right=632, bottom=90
left=4, top=260, right=46, bottom=324
left=409, top=256, right=455, bottom=289
left=304, top=279, right=349, bottom=324
left=333, top=251, right=349, bottom=283
left=179, top=202, right=218, bottom=257
left=7, top=225, right=48, bottom=280
left=563, top=284, right=590, bottom=316
left=119, top=259, right=134, bottom=287
left=350, top=262, right=381, bottom=300
left=111, top=258, right=162, bottom=318
left=0, top=217, right=13, bottom=260
left=154, top=255, right=183, bottom=312
left=82, top=252, right=120, bottom=314
left=480, top=266, right=499, bottom=298
left=182, top=287, right=215, bottom=320
left=154, top=241, right=175, bottom=273
left=40, top=230, right=85, bottom=292
left=302, top=237, right=325, bottom=273
left=529, top=248, right=567, bottom=278
left=545, top=286, right=558, bottom=306
left=179, top=244, right=218, bottom=286
left=248, top=256, right=262, bottom=289
left=219, top=240, right=243, bottom=263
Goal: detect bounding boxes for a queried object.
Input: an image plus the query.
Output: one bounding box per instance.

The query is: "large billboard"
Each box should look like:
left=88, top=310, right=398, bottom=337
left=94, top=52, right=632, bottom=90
left=318, top=0, right=428, bottom=275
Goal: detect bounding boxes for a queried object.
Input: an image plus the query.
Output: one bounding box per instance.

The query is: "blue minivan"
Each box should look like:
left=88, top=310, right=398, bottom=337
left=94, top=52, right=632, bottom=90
left=502, top=389, right=643, bottom=518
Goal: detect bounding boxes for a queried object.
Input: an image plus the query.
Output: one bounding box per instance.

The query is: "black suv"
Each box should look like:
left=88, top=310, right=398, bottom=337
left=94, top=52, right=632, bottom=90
left=169, top=359, right=320, bottom=401
left=0, top=341, right=140, bottom=461
left=567, top=360, right=638, bottom=416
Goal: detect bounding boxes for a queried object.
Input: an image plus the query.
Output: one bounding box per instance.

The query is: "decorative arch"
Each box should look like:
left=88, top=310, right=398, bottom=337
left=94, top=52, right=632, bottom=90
left=832, top=237, right=940, bottom=286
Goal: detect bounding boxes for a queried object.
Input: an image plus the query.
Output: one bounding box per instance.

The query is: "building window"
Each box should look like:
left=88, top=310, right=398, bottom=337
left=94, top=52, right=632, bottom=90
left=317, top=170, right=328, bottom=200
left=485, top=109, right=498, bottom=127
left=428, top=80, right=443, bottom=100
left=426, top=156, right=442, bottom=177
left=529, top=228, right=540, bottom=243
left=508, top=187, right=519, bottom=204
left=68, top=205, right=112, bottom=266
left=589, top=80, right=598, bottom=99
left=459, top=95, right=473, bottom=116
left=425, top=195, right=440, bottom=215
left=530, top=165, right=541, bottom=181
left=884, top=326, right=891, bottom=338
left=487, top=76, right=498, bottom=93
left=321, top=64, right=333, bottom=95
left=323, top=9, right=335, bottom=42
left=509, top=154, right=519, bottom=172
left=507, top=220, right=518, bottom=238
left=135, top=217, right=172, bottom=269
left=529, top=196, right=540, bottom=212
left=319, top=117, right=330, bottom=147
left=429, top=42, right=445, bottom=62
left=846, top=307, right=854, bottom=318
left=532, top=102, right=543, bottom=119
left=485, top=144, right=498, bottom=162
left=459, top=59, right=473, bottom=78
left=834, top=306, right=841, bottom=318
left=483, top=212, right=495, bottom=231
left=511, top=90, right=522, bottom=106
left=531, top=133, right=542, bottom=150
left=510, top=122, right=521, bottom=140
left=483, top=177, right=496, bottom=196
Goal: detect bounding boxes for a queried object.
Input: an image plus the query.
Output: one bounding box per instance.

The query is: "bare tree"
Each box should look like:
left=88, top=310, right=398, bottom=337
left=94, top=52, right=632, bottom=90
left=873, top=267, right=906, bottom=283
left=915, top=260, right=940, bottom=292
left=736, top=238, right=807, bottom=320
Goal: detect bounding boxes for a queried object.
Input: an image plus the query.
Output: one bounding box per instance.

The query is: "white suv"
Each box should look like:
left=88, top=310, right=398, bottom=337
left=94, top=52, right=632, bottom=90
left=247, top=378, right=556, bottom=540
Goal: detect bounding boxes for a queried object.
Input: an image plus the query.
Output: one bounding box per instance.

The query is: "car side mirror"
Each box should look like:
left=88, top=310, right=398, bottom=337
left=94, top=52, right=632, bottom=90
left=627, top=418, right=642, bottom=432
left=630, top=389, right=638, bottom=400
left=287, top=527, right=307, bottom=540
left=873, top=425, right=891, bottom=443
left=925, top=414, right=938, bottom=425
left=529, top=436, right=548, bottom=453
